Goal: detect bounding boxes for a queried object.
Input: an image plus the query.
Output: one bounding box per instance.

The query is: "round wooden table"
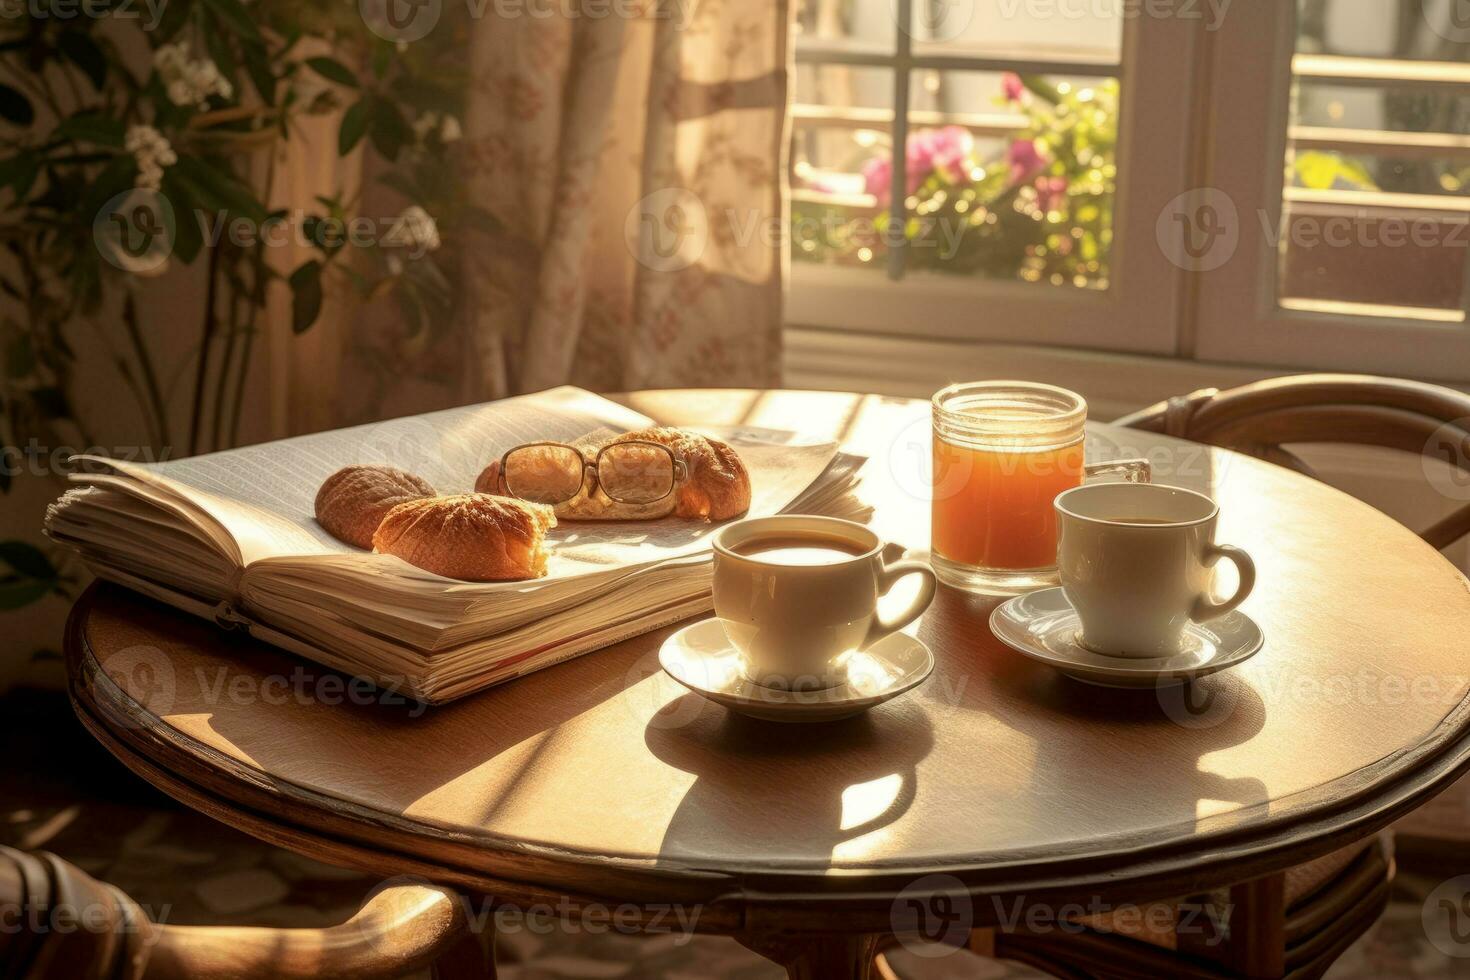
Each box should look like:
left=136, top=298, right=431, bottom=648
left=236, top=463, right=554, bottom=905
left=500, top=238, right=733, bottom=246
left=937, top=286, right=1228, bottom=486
left=65, top=389, right=1470, bottom=978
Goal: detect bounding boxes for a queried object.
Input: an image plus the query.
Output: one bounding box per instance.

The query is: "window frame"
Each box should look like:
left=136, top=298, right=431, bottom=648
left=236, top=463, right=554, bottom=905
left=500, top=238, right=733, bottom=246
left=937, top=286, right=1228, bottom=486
left=1191, top=2, right=1470, bottom=383
left=787, top=10, right=1201, bottom=356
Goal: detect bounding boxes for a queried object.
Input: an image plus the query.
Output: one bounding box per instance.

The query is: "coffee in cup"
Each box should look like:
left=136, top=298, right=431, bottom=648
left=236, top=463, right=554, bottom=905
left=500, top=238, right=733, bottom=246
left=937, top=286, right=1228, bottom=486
left=712, top=516, right=938, bottom=690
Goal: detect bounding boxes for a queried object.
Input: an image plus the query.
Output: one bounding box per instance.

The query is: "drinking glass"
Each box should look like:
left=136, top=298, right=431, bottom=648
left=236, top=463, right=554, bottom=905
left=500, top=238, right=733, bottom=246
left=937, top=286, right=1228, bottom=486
left=930, top=381, right=1150, bottom=594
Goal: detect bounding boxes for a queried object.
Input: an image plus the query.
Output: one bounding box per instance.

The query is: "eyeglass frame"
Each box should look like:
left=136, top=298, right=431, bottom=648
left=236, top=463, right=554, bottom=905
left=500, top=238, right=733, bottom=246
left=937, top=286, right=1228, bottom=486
left=493, top=440, right=688, bottom=505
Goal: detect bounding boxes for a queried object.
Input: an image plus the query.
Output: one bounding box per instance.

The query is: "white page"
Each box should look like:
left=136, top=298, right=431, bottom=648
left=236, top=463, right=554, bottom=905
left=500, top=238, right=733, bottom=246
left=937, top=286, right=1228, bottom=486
left=66, top=387, right=843, bottom=596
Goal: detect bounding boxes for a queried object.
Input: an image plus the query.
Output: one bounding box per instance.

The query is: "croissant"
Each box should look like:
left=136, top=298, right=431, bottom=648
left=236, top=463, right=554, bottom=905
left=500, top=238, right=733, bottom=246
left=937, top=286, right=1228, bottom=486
left=372, top=493, right=556, bottom=581
left=315, top=465, right=435, bottom=549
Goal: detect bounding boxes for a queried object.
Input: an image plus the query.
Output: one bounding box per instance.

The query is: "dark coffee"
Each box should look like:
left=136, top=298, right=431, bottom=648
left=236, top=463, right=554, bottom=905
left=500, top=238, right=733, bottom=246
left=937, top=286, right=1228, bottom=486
left=733, top=534, right=867, bottom=566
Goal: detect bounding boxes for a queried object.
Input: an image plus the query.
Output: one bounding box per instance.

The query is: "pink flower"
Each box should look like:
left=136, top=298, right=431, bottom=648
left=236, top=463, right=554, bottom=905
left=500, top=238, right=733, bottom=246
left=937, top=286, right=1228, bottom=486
left=862, top=154, right=894, bottom=200
left=1002, top=73, right=1026, bottom=103
left=863, top=126, right=975, bottom=204
left=1007, top=138, right=1049, bottom=184
left=1035, top=175, right=1068, bottom=213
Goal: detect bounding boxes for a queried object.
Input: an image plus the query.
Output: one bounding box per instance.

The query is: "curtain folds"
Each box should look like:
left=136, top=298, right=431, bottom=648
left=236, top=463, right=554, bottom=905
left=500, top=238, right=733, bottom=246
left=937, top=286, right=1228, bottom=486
left=461, top=0, right=790, bottom=399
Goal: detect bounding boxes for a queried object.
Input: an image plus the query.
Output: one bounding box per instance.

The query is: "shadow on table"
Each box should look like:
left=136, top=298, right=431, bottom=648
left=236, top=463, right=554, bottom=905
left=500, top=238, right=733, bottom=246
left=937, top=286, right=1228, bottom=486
left=644, top=696, right=934, bottom=868
left=915, top=584, right=1272, bottom=853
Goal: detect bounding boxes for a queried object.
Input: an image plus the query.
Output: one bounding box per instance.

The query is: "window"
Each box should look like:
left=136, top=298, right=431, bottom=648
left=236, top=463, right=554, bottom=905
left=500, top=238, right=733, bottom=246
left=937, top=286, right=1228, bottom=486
left=791, top=1, right=1470, bottom=383
left=787, top=0, right=1198, bottom=354
left=1192, top=0, right=1470, bottom=381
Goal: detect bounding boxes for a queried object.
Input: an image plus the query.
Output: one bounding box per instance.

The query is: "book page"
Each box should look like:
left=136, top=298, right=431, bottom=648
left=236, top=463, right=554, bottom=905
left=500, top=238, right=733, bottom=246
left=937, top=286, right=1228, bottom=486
left=75, top=387, right=654, bottom=565
left=69, top=388, right=844, bottom=591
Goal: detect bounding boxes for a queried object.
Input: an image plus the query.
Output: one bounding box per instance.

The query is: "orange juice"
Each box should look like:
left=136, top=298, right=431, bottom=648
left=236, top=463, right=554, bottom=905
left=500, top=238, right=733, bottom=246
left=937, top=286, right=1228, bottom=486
left=932, top=437, right=1084, bottom=570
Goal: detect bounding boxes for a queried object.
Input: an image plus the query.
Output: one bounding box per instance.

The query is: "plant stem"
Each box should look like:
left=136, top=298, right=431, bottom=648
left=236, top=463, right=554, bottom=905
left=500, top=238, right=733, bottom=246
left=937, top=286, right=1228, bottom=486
left=187, top=246, right=222, bottom=456
left=211, top=270, right=240, bottom=452
left=121, top=288, right=171, bottom=450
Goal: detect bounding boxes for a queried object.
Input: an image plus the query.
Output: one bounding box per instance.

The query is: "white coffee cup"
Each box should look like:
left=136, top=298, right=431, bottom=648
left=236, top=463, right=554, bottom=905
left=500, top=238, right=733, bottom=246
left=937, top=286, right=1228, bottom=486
left=1055, top=483, right=1256, bottom=658
left=711, top=516, right=938, bottom=690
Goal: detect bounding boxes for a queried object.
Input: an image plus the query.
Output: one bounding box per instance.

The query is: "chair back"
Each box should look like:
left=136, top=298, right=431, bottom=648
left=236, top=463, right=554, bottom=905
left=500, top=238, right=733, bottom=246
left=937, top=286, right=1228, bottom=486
left=1115, top=374, right=1470, bottom=550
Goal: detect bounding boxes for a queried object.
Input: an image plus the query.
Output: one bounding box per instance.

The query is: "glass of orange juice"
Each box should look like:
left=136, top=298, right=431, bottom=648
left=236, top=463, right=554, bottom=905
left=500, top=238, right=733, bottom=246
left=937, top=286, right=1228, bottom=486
left=931, top=381, right=1149, bottom=593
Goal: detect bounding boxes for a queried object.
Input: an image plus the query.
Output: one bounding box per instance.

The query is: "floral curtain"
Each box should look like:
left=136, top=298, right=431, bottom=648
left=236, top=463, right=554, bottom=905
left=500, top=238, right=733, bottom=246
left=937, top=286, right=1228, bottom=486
left=460, top=0, right=791, bottom=398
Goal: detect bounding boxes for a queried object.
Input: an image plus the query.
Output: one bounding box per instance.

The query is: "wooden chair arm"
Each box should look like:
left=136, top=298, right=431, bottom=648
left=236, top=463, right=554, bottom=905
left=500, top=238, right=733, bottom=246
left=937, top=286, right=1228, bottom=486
left=145, top=882, right=478, bottom=980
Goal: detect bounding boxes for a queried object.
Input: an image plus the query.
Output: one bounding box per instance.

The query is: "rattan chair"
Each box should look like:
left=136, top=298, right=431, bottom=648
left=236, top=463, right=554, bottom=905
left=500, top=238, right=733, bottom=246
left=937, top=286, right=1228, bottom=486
left=0, top=844, right=491, bottom=979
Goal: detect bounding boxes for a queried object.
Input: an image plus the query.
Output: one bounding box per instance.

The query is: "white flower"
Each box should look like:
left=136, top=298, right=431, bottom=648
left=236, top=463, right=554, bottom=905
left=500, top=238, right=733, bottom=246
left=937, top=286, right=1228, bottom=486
left=439, top=115, right=462, bottom=143
left=412, top=111, right=440, bottom=141
left=390, top=205, right=440, bottom=254
left=154, top=42, right=233, bottom=109
left=125, top=125, right=177, bottom=190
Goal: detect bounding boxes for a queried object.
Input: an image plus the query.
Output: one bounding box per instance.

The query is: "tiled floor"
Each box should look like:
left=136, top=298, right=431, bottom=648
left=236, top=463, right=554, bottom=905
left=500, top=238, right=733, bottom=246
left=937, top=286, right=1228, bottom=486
left=3, top=688, right=1465, bottom=978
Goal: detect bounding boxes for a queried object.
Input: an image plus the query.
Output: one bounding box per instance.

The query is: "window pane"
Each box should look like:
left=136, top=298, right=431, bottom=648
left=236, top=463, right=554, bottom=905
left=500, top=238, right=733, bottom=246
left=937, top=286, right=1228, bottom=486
left=907, top=0, right=1121, bottom=62
left=1279, top=0, right=1470, bottom=317
left=1298, top=0, right=1470, bottom=63
left=794, top=0, right=895, bottom=54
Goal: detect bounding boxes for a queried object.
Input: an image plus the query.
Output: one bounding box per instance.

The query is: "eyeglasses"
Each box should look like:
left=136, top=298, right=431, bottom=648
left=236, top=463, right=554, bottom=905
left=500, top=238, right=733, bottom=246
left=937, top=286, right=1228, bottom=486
left=493, top=441, right=687, bottom=506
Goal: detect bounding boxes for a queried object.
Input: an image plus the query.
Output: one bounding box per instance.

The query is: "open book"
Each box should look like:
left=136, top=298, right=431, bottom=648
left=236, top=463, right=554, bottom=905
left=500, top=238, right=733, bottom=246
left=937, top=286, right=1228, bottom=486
left=46, top=387, right=864, bottom=703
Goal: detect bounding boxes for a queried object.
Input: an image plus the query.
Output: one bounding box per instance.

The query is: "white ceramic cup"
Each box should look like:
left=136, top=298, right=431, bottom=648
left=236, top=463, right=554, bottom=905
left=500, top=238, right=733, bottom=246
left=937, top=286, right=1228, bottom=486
left=1055, top=483, right=1256, bottom=658
left=711, top=516, right=938, bottom=690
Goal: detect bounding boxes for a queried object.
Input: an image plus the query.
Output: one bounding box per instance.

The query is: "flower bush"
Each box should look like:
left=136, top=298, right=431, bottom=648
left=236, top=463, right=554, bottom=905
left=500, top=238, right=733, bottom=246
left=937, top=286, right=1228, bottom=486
left=793, top=74, right=1119, bottom=288
left=0, top=0, right=494, bottom=616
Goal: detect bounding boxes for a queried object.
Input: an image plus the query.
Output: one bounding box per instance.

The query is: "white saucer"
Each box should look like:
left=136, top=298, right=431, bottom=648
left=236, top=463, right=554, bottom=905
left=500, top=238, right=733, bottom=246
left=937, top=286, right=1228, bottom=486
left=658, top=619, right=935, bottom=723
left=989, top=587, right=1263, bottom=689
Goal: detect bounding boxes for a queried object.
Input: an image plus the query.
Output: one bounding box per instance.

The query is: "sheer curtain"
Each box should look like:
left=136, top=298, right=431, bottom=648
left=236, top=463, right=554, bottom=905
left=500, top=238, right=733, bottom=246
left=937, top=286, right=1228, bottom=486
left=459, top=0, right=791, bottom=398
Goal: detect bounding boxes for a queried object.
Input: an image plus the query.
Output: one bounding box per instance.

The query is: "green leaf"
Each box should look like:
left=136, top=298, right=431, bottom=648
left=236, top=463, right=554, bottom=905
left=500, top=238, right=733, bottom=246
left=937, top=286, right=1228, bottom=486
left=368, top=97, right=412, bottom=162
left=57, top=32, right=106, bottom=90
left=201, top=0, right=261, bottom=40
left=0, top=84, right=33, bottom=126
left=338, top=99, right=367, bottom=155
left=306, top=56, right=358, bottom=89
left=0, top=578, right=53, bottom=610
left=171, top=155, right=266, bottom=223
left=241, top=39, right=276, bottom=104
left=0, top=540, right=56, bottom=580
left=202, top=17, right=241, bottom=92
left=0, top=151, right=39, bottom=201
left=56, top=112, right=124, bottom=147
left=289, top=260, right=323, bottom=333
left=152, top=0, right=191, bottom=42
left=161, top=172, right=204, bottom=263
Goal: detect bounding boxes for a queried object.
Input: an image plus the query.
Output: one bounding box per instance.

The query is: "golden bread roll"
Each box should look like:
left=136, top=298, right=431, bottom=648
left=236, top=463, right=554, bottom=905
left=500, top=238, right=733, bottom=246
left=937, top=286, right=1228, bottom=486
left=475, top=442, right=676, bottom=521
left=372, top=493, right=556, bottom=581
left=613, top=427, right=751, bottom=521
left=476, top=427, right=750, bottom=522
left=315, top=465, right=435, bottom=549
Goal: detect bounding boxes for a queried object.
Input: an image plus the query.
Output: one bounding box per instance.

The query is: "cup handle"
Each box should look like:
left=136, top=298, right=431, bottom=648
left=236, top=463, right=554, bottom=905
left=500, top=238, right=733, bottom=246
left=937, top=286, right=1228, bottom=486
left=863, top=560, right=938, bottom=649
left=1084, top=458, right=1152, bottom=484
left=1192, top=544, right=1256, bottom=621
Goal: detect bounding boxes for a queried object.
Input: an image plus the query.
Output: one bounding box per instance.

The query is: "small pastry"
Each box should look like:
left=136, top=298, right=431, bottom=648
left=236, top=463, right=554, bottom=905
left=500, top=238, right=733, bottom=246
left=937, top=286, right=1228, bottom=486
left=612, top=427, right=751, bottom=521
left=476, top=426, right=751, bottom=523
left=372, top=493, right=556, bottom=581
left=315, top=465, right=435, bottom=549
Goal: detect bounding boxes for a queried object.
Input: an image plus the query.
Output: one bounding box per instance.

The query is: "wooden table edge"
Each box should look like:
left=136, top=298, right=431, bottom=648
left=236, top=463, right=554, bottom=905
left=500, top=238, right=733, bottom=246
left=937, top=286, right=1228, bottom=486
left=66, top=582, right=1470, bottom=934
